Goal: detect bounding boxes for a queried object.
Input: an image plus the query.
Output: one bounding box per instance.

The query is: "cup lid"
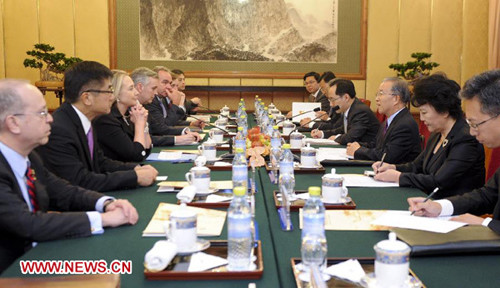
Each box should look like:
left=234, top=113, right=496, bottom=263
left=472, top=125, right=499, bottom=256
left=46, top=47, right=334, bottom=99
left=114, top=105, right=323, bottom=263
left=323, top=168, right=343, bottom=179
left=171, top=203, right=197, bottom=218
left=375, top=232, right=410, bottom=252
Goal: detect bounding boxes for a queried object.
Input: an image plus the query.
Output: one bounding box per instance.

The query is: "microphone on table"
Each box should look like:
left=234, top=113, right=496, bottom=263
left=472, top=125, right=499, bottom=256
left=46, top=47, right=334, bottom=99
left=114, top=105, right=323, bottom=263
left=275, top=107, right=322, bottom=125
left=188, top=114, right=234, bottom=158
left=292, top=106, right=340, bottom=134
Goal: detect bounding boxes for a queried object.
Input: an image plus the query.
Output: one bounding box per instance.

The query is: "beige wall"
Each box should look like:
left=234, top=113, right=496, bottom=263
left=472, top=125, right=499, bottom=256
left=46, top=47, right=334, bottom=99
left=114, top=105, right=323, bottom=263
left=0, top=0, right=489, bottom=110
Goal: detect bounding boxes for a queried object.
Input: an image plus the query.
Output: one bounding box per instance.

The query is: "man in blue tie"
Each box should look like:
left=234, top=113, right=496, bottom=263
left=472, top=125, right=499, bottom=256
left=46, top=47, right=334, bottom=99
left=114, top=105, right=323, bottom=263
left=37, top=61, right=158, bottom=192
left=0, top=79, right=138, bottom=272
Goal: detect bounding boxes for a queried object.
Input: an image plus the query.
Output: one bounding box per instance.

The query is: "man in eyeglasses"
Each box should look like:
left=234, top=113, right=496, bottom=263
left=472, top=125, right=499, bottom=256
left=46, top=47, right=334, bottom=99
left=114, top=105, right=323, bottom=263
left=37, top=61, right=158, bottom=192
left=0, top=79, right=138, bottom=272
left=346, top=78, right=421, bottom=164
left=286, top=71, right=330, bottom=120
left=408, top=69, right=500, bottom=233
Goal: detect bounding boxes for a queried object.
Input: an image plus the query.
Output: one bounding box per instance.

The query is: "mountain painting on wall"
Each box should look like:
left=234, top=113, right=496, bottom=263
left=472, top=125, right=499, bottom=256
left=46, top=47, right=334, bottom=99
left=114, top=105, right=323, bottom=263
left=139, top=0, right=338, bottom=63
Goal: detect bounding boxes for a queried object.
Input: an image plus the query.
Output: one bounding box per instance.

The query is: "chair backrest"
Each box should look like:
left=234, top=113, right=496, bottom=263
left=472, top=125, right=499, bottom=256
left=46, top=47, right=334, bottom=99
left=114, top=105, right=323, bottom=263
left=359, top=98, right=371, bottom=108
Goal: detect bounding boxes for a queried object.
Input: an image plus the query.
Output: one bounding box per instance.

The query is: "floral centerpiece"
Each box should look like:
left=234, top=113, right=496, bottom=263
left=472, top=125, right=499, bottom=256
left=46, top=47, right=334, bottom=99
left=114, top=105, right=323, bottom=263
left=245, top=127, right=271, bottom=167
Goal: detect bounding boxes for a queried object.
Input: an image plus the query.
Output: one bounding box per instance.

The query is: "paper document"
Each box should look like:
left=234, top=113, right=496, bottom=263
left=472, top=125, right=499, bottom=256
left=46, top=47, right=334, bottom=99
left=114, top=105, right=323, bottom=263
left=300, top=209, right=389, bottom=231
left=161, top=149, right=200, bottom=154
left=158, top=151, right=198, bottom=161
left=372, top=210, right=467, bottom=233
left=317, top=147, right=350, bottom=162
left=142, top=202, right=227, bottom=237
left=292, top=102, right=321, bottom=122
left=187, top=115, right=211, bottom=122
left=340, top=174, right=399, bottom=187
left=304, top=138, right=340, bottom=146
left=158, top=180, right=233, bottom=190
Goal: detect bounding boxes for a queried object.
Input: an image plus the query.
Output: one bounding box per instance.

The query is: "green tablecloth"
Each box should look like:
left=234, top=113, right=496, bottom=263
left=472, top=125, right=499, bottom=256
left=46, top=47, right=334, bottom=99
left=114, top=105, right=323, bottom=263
left=3, top=114, right=500, bottom=287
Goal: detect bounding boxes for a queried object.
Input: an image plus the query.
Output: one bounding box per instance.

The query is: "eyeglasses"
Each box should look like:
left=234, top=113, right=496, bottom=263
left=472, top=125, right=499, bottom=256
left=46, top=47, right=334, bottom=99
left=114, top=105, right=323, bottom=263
left=328, top=96, right=342, bottom=102
left=466, top=114, right=499, bottom=129
left=376, top=91, right=397, bottom=97
left=13, top=108, right=50, bottom=119
left=82, top=88, right=114, bottom=94
left=304, top=81, right=317, bottom=86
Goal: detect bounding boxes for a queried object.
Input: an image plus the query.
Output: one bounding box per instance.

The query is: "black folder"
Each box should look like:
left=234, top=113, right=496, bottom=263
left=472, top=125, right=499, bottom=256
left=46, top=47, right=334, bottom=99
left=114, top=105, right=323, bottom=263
left=392, top=226, right=500, bottom=256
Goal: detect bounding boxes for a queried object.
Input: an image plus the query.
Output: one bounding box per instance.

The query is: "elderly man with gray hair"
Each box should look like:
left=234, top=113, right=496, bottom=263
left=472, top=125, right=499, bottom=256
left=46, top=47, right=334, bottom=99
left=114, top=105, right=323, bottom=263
left=346, top=77, right=421, bottom=164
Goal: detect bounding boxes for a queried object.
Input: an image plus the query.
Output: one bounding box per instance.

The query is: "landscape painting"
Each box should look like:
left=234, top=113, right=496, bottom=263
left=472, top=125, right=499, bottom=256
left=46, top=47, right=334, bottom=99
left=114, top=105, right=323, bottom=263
left=139, top=0, right=338, bottom=63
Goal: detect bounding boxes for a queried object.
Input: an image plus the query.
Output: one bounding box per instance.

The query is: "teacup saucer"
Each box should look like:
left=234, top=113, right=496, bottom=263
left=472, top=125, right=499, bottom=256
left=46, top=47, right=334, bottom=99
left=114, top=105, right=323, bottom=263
left=298, top=164, right=321, bottom=169
left=174, top=238, right=211, bottom=255
left=322, top=197, right=352, bottom=204
left=360, top=272, right=422, bottom=288
left=195, top=188, right=218, bottom=196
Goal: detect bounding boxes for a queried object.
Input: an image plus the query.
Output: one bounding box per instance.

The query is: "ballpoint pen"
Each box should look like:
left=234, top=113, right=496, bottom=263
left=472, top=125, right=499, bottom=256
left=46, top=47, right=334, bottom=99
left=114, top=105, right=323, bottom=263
left=410, top=187, right=440, bottom=216
left=376, top=152, right=387, bottom=174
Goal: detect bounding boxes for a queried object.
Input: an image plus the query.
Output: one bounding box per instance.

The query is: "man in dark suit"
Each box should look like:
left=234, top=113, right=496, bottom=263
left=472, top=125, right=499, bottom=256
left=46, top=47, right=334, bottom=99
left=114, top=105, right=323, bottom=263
left=0, top=79, right=138, bottom=272
left=311, top=79, right=379, bottom=146
left=301, top=71, right=341, bottom=130
left=347, top=78, right=421, bottom=164
left=286, top=71, right=330, bottom=120
left=147, top=66, right=203, bottom=129
left=408, top=70, right=500, bottom=232
left=171, top=69, right=202, bottom=115
left=130, top=67, right=199, bottom=145
left=37, top=61, right=158, bottom=192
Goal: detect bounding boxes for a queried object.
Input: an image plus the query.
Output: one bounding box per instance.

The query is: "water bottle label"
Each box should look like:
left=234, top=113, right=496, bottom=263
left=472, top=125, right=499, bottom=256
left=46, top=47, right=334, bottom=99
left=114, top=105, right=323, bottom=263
left=271, top=138, right=281, bottom=148
left=303, top=215, right=325, bottom=235
left=279, top=161, right=294, bottom=175
left=228, top=215, right=252, bottom=238
left=232, top=165, right=248, bottom=181
left=235, top=139, right=246, bottom=149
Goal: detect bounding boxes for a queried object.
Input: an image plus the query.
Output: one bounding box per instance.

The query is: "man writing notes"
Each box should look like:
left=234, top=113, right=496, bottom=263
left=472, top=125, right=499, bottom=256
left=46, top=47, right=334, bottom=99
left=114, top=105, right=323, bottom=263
left=0, top=79, right=138, bottom=273
left=311, top=78, right=379, bottom=146
left=408, top=70, right=500, bottom=233
left=346, top=78, right=421, bottom=163
left=37, top=61, right=158, bottom=192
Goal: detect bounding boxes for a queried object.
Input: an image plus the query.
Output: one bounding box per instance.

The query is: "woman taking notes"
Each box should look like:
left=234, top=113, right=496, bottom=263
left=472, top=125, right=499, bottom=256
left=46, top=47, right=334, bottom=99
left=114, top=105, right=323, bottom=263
left=373, top=74, right=485, bottom=199
left=93, top=70, right=152, bottom=162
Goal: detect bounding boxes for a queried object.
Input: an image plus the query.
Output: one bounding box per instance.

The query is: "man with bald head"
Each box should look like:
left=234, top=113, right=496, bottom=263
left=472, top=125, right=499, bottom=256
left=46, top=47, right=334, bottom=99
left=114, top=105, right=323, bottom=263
left=0, top=79, right=138, bottom=272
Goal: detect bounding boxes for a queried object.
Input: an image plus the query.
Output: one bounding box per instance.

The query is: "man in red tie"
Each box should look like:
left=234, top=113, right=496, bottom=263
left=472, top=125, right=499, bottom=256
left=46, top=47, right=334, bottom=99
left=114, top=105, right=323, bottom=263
left=0, top=79, right=139, bottom=272
left=345, top=78, right=421, bottom=164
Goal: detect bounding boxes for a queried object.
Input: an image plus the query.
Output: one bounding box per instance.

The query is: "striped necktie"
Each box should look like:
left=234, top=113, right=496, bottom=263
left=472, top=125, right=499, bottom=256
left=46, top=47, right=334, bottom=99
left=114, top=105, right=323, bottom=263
left=343, top=114, right=348, bottom=133
left=26, top=165, right=39, bottom=212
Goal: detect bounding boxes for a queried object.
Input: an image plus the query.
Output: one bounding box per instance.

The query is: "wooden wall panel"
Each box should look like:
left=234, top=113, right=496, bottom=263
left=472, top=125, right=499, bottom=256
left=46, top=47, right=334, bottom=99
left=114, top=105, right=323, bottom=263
left=209, top=91, right=241, bottom=111
left=0, top=0, right=5, bottom=78
left=74, top=0, right=109, bottom=64
left=272, top=91, right=306, bottom=112
left=3, top=0, right=39, bottom=80
left=462, top=0, right=489, bottom=83
left=431, top=0, right=463, bottom=82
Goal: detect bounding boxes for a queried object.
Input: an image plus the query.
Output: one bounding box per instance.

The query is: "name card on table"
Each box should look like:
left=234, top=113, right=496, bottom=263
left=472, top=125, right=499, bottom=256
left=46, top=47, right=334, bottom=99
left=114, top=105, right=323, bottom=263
left=142, top=202, right=227, bottom=237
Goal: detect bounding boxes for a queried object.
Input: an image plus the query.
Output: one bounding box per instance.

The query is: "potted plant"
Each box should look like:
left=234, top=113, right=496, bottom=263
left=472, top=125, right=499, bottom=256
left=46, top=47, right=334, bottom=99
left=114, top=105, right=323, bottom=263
left=389, top=52, right=439, bottom=81
left=23, top=43, right=82, bottom=83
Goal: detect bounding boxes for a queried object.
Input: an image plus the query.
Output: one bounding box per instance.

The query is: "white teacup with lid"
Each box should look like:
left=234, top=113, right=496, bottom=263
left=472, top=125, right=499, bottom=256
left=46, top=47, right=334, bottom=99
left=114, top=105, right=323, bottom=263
left=289, top=131, right=305, bottom=149
left=220, top=105, right=230, bottom=116
left=374, top=232, right=411, bottom=287
left=198, top=140, right=217, bottom=161
left=300, top=143, right=317, bottom=167
left=164, top=203, right=198, bottom=252
left=275, top=114, right=286, bottom=127
left=185, top=157, right=211, bottom=195
left=321, top=168, right=348, bottom=203
left=282, top=120, right=296, bottom=136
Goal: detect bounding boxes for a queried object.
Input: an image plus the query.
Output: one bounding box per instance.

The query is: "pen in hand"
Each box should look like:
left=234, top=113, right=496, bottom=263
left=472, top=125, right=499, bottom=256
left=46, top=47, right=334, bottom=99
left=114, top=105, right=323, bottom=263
left=376, top=152, right=387, bottom=174
left=410, top=187, right=440, bottom=216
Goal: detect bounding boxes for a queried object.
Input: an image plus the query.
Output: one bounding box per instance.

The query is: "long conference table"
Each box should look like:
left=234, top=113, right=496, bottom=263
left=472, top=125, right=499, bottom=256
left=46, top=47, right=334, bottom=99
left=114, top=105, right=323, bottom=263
left=3, top=115, right=500, bottom=288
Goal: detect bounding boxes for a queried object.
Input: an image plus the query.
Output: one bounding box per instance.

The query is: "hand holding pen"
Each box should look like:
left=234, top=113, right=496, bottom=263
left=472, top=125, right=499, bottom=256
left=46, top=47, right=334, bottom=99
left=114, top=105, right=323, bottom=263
left=409, top=187, right=441, bottom=216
